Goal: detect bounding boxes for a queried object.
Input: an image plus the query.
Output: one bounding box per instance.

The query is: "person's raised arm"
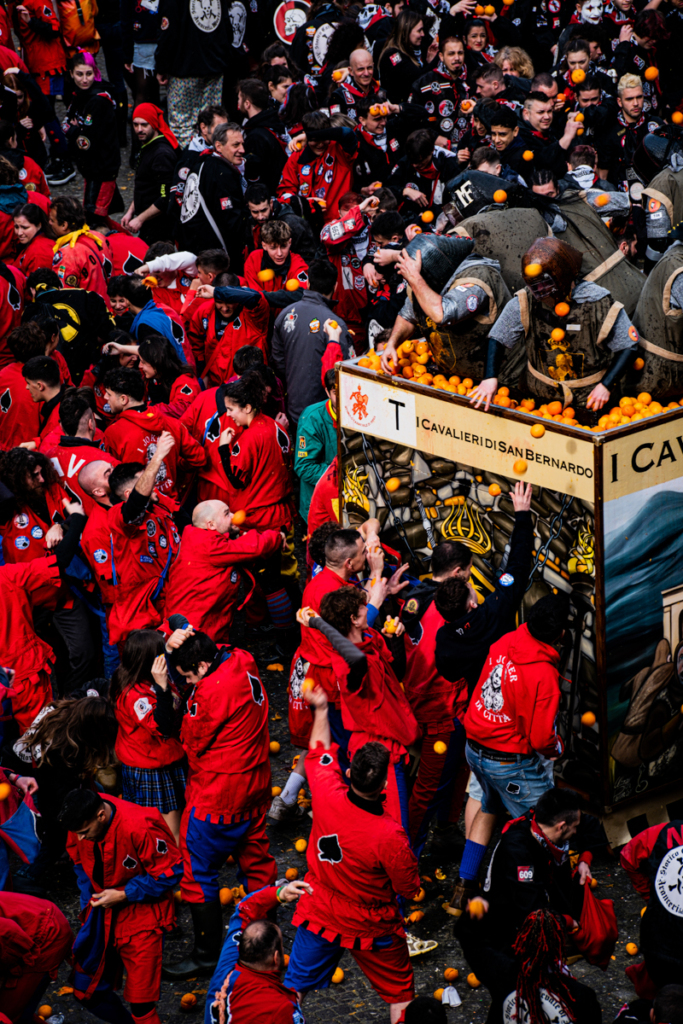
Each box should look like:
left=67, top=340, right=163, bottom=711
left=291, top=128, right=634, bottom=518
left=133, top=430, right=176, bottom=501
left=305, top=682, right=331, bottom=749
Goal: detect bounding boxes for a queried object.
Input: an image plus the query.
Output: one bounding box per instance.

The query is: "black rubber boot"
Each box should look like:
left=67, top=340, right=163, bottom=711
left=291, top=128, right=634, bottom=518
left=162, top=901, right=223, bottom=980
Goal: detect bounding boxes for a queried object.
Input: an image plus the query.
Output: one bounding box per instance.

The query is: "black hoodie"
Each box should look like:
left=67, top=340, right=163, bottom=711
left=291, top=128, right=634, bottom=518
left=242, top=107, right=288, bottom=194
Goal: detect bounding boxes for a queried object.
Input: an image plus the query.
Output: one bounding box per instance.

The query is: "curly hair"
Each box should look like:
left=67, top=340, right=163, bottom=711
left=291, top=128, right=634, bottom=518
left=0, top=448, right=58, bottom=505
left=319, top=585, right=366, bottom=636
left=30, top=696, right=118, bottom=778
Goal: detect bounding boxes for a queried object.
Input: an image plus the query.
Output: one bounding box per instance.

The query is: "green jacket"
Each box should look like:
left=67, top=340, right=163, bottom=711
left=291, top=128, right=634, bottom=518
left=294, top=398, right=337, bottom=518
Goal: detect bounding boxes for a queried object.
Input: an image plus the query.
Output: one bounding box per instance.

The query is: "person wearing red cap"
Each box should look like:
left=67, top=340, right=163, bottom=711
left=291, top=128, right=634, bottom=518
left=121, top=104, right=179, bottom=245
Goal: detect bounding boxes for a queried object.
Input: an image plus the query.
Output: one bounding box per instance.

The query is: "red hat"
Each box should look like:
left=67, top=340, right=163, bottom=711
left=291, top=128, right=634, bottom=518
left=132, top=103, right=179, bottom=150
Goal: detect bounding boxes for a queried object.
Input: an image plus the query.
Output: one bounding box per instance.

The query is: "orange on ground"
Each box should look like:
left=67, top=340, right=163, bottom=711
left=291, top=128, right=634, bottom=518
left=286, top=868, right=299, bottom=880
left=272, top=786, right=282, bottom=796
left=331, top=968, right=344, bottom=983
left=626, top=942, right=639, bottom=955
left=180, top=994, right=197, bottom=1009
left=489, top=483, right=502, bottom=496
left=174, top=890, right=183, bottom=903
left=219, top=887, right=233, bottom=905
left=444, top=968, right=459, bottom=982
left=295, top=838, right=308, bottom=853
left=641, top=906, right=647, bottom=917
left=413, top=887, right=426, bottom=902
left=467, top=973, right=481, bottom=988
left=433, top=740, right=448, bottom=754
left=269, top=741, right=281, bottom=754
left=408, top=910, right=424, bottom=923
left=232, top=510, right=246, bottom=525
left=267, top=663, right=284, bottom=672
left=434, top=989, right=444, bottom=1001
left=38, top=1008, right=52, bottom=1019
left=513, top=459, right=528, bottom=474
left=531, top=423, right=545, bottom=438
left=385, top=476, right=401, bottom=492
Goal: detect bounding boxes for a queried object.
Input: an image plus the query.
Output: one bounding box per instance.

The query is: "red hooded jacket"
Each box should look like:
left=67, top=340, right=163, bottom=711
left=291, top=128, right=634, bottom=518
left=180, top=386, right=241, bottom=503
left=220, top=412, right=292, bottom=531
left=464, top=621, right=563, bottom=757
left=115, top=680, right=185, bottom=769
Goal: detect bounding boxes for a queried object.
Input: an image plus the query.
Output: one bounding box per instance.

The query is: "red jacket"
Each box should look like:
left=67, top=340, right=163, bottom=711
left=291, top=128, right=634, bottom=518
left=105, top=230, right=148, bottom=276
left=104, top=406, right=206, bottom=501
left=43, top=437, right=119, bottom=514
left=278, top=141, right=356, bottom=222
left=306, top=457, right=339, bottom=535
left=0, top=481, right=66, bottom=566
left=13, top=155, right=50, bottom=198
left=66, top=795, right=181, bottom=941
left=148, top=373, right=201, bottom=420
left=464, top=622, right=563, bottom=757
left=221, top=412, right=292, bottom=531
left=114, top=680, right=185, bottom=769
left=0, top=360, right=40, bottom=448
left=180, top=386, right=241, bottom=503
left=52, top=232, right=109, bottom=300
left=0, top=267, right=24, bottom=367
left=217, top=961, right=302, bottom=1024
left=13, top=230, right=54, bottom=276
left=106, top=493, right=181, bottom=644
left=164, top=524, right=282, bottom=641
left=181, top=647, right=271, bottom=818
left=293, top=565, right=348, bottom=707
left=243, top=249, right=309, bottom=292
left=292, top=744, right=420, bottom=947
left=0, top=892, right=72, bottom=979
left=335, top=629, right=420, bottom=764
left=0, top=556, right=60, bottom=726
left=80, top=500, right=116, bottom=605
left=197, top=296, right=270, bottom=386
left=14, top=0, right=66, bottom=75
left=403, top=599, right=467, bottom=733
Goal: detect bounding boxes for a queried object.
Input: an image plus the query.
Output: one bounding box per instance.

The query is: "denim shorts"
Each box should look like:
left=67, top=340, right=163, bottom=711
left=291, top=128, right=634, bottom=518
left=465, top=742, right=554, bottom=817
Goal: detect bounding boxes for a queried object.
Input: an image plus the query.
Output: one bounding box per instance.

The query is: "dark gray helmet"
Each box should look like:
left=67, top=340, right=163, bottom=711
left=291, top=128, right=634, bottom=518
left=405, top=233, right=475, bottom=291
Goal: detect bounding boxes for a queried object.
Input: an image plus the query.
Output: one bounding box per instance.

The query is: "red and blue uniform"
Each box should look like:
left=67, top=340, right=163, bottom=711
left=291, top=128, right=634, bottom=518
left=179, top=647, right=277, bottom=902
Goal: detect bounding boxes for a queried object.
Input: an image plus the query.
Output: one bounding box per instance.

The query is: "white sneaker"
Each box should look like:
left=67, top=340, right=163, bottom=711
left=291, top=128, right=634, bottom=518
left=406, top=931, right=438, bottom=957
left=268, top=794, right=306, bottom=822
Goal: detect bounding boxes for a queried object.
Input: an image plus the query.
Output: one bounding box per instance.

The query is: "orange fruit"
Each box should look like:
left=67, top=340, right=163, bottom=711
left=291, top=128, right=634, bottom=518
left=286, top=867, right=299, bottom=880
left=563, top=407, right=576, bottom=419
left=550, top=327, right=565, bottom=341
left=385, top=477, right=401, bottom=492
left=415, top=340, right=429, bottom=353
left=302, top=677, right=315, bottom=695
left=513, top=459, right=527, bottom=475
left=232, top=509, right=246, bottom=525
left=484, top=3, right=495, bottom=11
left=530, top=423, right=545, bottom=438
left=285, top=279, right=300, bottom=291
left=257, top=268, right=275, bottom=282
left=524, top=262, right=542, bottom=278
left=522, top=150, right=534, bottom=161
left=332, top=69, right=345, bottom=81
left=142, top=275, right=158, bottom=287
left=475, top=3, right=484, bottom=10
left=547, top=401, right=563, bottom=416
left=413, top=887, right=426, bottom=902
left=590, top=877, right=598, bottom=889
left=444, top=968, right=459, bottom=982
left=402, top=365, right=414, bottom=378
left=0, top=782, right=11, bottom=800
left=174, top=890, right=183, bottom=903
left=358, top=357, right=371, bottom=367
left=295, top=838, right=308, bottom=852
left=571, top=69, right=586, bottom=83
left=595, top=193, right=609, bottom=207
left=421, top=210, right=434, bottom=223
left=489, top=483, right=502, bottom=496
left=272, top=786, right=282, bottom=796
left=576, top=127, right=584, bottom=135
left=641, top=907, right=647, bottom=917
left=332, top=967, right=344, bottom=983
left=634, top=357, right=645, bottom=370
left=650, top=401, right=663, bottom=414
left=434, top=989, right=445, bottom=1001
left=462, top=377, right=473, bottom=388
left=574, top=111, right=584, bottom=122
left=408, top=910, right=425, bottom=923
left=498, top=396, right=511, bottom=407
left=400, top=340, right=414, bottom=354
left=38, top=1008, right=52, bottom=1019
left=219, top=887, right=234, bottom=905
left=433, top=740, right=448, bottom=754
left=581, top=711, right=596, bottom=726
left=467, top=973, right=481, bottom=988
left=673, top=111, right=683, bottom=125
left=644, top=66, right=659, bottom=81
left=498, top=386, right=510, bottom=396
left=493, top=189, right=507, bottom=203
left=626, top=942, right=639, bottom=955
left=555, top=301, right=570, bottom=316
left=468, top=897, right=486, bottom=919
left=269, top=741, right=281, bottom=754
left=180, top=993, right=197, bottom=1010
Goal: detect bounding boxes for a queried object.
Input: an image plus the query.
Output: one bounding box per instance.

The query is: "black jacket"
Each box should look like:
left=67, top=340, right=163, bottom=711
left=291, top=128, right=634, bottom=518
left=176, top=152, right=245, bottom=271
left=242, top=107, right=288, bottom=194
left=435, top=510, right=533, bottom=691
left=29, top=288, right=115, bottom=383
left=155, top=0, right=233, bottom=77
left=134, top=133, right=177, bottom=216
left=65, top=82, right=120, bottom=181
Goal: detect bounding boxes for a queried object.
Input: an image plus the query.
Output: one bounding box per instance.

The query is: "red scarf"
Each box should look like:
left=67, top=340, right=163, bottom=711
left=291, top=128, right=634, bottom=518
left=133, top=103, right=179, bottom=149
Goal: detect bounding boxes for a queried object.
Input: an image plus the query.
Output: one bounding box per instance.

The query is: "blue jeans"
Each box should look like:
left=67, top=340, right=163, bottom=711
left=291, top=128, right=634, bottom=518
left=465, top=742, right=554, bottom=818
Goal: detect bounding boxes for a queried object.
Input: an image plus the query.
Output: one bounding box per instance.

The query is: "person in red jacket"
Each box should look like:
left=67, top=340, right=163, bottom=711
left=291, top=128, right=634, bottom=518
left=103, top=367, right=206, bottom=502
left=0, top=322, right=45, bottom=448
left=12, top=0, right=66, bottom=97
left=105, top=435, right=182, bottom=645
left=103, top=335, right=201, bottom=420
left=42, top=387, right=118, bottom=513
left=12, top=203, right=55, bottom=276
left=207, top=881, right=310, bottom=1024
left=180, top=383, right=241, bottom=505
left=59, top=788, right=183, bottom=1024
left=284, top=683, right=421, bottom=1021
left=0, top=891, right=73, bottom=1023
left=192, top=277, right=270, bottom=386
left=0, top=264, right=24, bottom=370
left=49, top=197, right=110, bottom=300
left=455, top=594, right=569, bottom=913
left=278, top=110, right=357, bottom=223
left=320, top=194, right=372, bottom=349
left=164, top=499, right=284, bottom=643
left=111, top=630, right=186, bottom=843
left=22, top=355, right=65, bottom=445
left=158, top=628, right=277, bottom=981
left=243, top=219, right=309, bottom=293
left=0, top=447, right=67, bottom=568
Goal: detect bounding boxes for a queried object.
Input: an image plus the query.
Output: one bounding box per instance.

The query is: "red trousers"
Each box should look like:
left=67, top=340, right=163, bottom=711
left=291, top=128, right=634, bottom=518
left=408, top=721, right=468, bottom=856
left=0, top=905, right=72, bottom=1022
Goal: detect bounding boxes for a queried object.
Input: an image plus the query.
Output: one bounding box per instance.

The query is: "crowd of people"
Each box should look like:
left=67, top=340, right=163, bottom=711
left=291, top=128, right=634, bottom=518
left=1, top=0, right=683, bottom=1022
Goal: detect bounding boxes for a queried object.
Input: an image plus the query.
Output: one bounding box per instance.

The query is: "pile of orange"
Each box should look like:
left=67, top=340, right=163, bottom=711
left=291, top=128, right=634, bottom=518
left=357, top=350, right=383, bottom=372
left=595, top=393, right=683, bottom=432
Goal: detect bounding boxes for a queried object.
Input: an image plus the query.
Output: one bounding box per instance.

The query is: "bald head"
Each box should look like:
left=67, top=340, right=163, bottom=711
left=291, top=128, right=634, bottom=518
left=238, top=919, right=283, bottom=972
left=78, top=460, right=113, bottom=503
left=349, top=48, right=374, bottom=89
left=192, top=500, right=233, bottom=534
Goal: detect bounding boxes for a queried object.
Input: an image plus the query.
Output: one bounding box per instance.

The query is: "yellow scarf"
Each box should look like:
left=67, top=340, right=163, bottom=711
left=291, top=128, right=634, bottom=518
left=53, top=225, right=105, bottom=254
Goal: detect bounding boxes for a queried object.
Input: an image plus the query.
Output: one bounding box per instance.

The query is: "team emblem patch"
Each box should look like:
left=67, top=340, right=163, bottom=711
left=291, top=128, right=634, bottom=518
left=320, top=753, right=334, bottom=766
left=15, top=536, right=29, bottom=550
left=405, top=598, right=418, bottom=615
left=76, top=136, right=90, bottom=150
left=123, top=855, right=137, bottom=870
left=517, top=865, right=534, bottom=882
left=156, top=838, right=168, bottom=854
left=134, top=697, right=152, bottom=720
left=499, top=573, right=514, bottom=586
left=93, top=548, right=108, bottom=563
left=318, top=834, right=343, bottom=863
left=31, top=526, right=44, bottom=539
left=248, top=671, right=264, bottom=705
left=14, top=513, right=29, bottom=528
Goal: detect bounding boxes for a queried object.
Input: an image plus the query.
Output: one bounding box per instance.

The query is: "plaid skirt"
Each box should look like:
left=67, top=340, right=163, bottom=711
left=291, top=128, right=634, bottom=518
left=120, top=760, right=187, bottom=814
